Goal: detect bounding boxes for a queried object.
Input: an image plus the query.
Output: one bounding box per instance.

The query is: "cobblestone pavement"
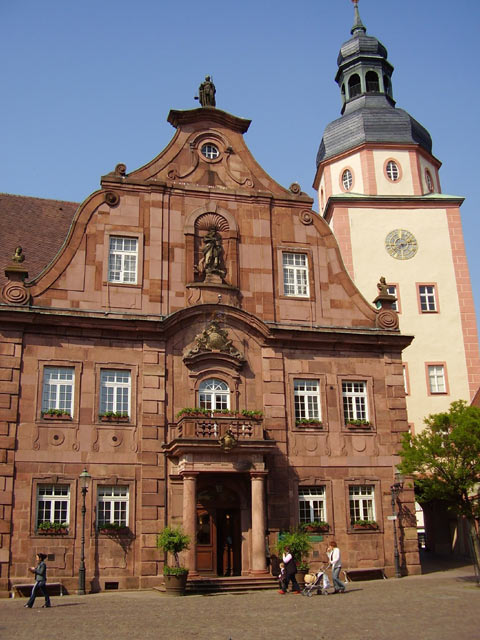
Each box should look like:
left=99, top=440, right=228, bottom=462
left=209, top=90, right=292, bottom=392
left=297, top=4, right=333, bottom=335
left=0, top=559, right=478, bottom=640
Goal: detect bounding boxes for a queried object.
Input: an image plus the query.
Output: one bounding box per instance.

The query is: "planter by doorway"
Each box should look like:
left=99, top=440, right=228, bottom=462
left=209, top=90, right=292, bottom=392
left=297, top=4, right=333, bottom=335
left=164, top=572, right=188, bottom=596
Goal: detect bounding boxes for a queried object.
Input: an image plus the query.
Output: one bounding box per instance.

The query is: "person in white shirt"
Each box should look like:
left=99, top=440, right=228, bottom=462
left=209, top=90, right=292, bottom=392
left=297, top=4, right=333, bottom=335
left=327, top=541, right=346, bottom=593
left=279, top=546, right=301, bottom=594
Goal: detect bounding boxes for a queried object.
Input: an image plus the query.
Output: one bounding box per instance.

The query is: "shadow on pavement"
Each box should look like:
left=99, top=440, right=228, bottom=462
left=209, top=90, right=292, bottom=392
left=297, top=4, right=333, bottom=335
left=419, top=550, right=473, bottom=575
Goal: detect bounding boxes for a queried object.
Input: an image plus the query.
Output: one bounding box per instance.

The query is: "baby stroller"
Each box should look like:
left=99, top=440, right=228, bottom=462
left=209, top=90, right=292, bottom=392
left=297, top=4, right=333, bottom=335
left=302, top=567, right=331, bottom=597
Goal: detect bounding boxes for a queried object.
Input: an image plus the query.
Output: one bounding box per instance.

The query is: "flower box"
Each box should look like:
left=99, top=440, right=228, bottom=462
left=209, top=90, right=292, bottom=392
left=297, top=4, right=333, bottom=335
left=353, top=522, right=379, bottom=531
left=296, top=419, right=323, bottom=428
left=42, top=412, right=72, bottom=420
left=304, top=524, right=329, bottom=533
left=37, top=528, right=69, bottom=535
left=346, top=421, right=371, bottom=429
left=99, top=526, right=130, bottom=536
left=99, top=414, right=130, bottom=423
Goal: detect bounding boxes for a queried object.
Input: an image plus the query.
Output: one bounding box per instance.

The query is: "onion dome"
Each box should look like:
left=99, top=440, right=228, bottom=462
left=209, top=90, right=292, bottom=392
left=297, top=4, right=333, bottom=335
left=316, top=1, right=432, bottom=165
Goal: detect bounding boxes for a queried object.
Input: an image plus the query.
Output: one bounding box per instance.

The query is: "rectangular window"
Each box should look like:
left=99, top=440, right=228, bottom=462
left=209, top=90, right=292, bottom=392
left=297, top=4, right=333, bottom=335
left=97, top=486, right=129, bottom=527
left=283, top=253, right=309, bottom=297
left=418, top=285, right=437, bottom=312
left=403, top=364, right=409, bottom=395
left=299, top=487, right=326, bottom=523
left=349, top=485, right=375, bottom=524
left=386, top=285, right=398, bottom=312
left=42, top=367, right=75, bottom=416
left=342, top=381, right=368, bottom=422
left=100, top=370, right=131, bottom=416
left=428, top=365, right=446, bottom=394
left=108, top=236, right=138, bottom=284
left=294, top=379, right=320, bottom=421
left=36, top=484, right=70, bottom=528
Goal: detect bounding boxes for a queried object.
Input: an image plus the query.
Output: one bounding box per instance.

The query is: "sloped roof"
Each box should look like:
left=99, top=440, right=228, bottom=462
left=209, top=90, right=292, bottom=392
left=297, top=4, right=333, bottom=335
left=0, top=194, right=78, bottom=286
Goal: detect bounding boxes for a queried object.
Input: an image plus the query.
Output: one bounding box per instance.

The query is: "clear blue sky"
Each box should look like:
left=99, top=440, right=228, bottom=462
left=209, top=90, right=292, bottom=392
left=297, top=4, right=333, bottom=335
left=1, top=0, right=479, bottom=330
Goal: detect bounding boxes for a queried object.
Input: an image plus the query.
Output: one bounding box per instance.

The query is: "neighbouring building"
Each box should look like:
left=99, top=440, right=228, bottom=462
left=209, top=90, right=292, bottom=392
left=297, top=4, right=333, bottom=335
left=314, top=2, right=480, bottom=555
left=0, top=73, right=419, bottom=596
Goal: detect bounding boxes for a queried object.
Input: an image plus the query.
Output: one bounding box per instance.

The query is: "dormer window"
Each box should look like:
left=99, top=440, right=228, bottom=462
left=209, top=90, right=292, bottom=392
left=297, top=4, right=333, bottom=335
left=366, top=71, right=379, bottom=93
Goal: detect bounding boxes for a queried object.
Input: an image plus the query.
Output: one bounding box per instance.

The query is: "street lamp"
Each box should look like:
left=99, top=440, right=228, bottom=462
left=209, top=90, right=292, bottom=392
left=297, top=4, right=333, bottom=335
left=390, top=471, right=404, bottom=578
left=78, top=468, right=91, bottom=595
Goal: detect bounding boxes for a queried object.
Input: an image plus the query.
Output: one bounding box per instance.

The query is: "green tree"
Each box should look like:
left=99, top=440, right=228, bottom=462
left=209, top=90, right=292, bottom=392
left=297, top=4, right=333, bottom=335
left=157, top=526, right=190, bottom=572
left=398, top=400, right=480, bottom=564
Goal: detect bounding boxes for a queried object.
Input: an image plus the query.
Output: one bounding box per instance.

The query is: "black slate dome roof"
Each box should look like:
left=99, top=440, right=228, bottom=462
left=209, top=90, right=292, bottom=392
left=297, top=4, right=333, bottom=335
left=316, top=96, right=433, bottom=165
left=337, top=34, right=388, bottom=67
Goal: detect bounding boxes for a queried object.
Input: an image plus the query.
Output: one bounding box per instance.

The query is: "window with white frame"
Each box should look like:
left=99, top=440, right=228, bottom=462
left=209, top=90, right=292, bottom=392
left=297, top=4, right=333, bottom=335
left=386, top=285, right=398, bottom=311
left=42, top=366, right=74, bottom=416
left=386, top=160, right=399, bottom=181
left=342, top=381, right=368, bottom=422
left=299, top=487, right=326, bottom=524
left=283, top=253, right=309, bottom=297
left=428, top=365, right=446, bottom=394
left=97, top=486, right=129, bottom=527
left=403, top=365, right=409, bottom=395
left=349, top=485, right=375, bottom=524
left=294, top=379, right=321, bottom=422
left=108, top=236, right=138, bottom=284
left=418, top=285, right=437, bottom=312
left=36, top=484, right=70, bottom=528
left=100, top=369, right=131, bottom=416
left=199, top=378, right=230, bottom=411
left=342, top=169, right=353, bottom=191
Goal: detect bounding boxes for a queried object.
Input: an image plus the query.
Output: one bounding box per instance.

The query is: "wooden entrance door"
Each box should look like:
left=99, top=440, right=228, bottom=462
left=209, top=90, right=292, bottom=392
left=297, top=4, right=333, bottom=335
left=196, top=507, right=216, bottom=572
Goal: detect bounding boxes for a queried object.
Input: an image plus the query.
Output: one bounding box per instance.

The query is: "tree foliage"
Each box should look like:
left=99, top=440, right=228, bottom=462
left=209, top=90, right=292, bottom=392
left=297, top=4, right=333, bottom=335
left=398, top=400, right=480, bottom=519
left=156, top=526, right=190, bottom=568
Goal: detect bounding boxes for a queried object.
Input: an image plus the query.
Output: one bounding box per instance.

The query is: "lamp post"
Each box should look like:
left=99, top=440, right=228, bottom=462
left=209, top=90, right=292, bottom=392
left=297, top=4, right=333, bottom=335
left=390, top=472, right=404, bottom=578
left=78, top=468, right=91, bottom=595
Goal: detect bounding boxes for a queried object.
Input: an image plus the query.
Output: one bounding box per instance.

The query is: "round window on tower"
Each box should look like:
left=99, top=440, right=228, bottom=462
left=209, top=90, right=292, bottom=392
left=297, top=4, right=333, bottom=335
left=341, top=168, right=354, bottom=191
left=385, top=159, right=401, bottom=182
left=201, top=143, right=220, bottom=160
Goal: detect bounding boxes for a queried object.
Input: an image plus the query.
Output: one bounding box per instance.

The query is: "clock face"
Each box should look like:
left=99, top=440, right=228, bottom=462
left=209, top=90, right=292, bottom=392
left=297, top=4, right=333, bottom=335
left=385, top=229, right=418, bottom=260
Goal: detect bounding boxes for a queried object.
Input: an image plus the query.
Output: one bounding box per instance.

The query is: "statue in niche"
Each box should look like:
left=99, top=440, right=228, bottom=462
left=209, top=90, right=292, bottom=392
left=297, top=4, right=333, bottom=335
left=196, top=228, right=227, bottom=283
left=195, top=75, right=216, bottom=108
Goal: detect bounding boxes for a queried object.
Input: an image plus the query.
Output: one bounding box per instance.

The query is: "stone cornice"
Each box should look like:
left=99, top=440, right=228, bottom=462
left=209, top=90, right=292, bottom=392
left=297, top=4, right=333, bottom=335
left=167, top=108, right=252, bottom=134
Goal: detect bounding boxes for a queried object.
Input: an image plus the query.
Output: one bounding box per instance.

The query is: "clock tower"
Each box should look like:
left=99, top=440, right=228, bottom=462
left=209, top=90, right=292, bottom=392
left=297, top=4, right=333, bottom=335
left=314, top=1, right=480, bottom=437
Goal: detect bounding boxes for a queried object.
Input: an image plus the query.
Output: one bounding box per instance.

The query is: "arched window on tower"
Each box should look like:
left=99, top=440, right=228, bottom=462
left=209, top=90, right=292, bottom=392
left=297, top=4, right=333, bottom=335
left=348, top=74, right=362, bottom=99
left=199, top=378, right=230, bottom=411
left=341, top=83, right=346, bottom=103
left=366, top=71, right=379, bottom=93
left=383, top=75, right=392, bottom=97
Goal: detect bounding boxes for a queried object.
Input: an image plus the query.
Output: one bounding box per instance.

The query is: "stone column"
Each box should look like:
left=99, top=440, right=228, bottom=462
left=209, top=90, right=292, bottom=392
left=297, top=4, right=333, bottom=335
left=250, top=471, right=268, bottom=575
left=182, top=472, right=198, bottom=576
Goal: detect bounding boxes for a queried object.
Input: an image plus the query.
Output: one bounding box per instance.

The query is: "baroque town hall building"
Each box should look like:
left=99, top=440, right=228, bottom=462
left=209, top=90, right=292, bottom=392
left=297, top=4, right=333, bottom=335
left=0, top=5, right=476, bottom=594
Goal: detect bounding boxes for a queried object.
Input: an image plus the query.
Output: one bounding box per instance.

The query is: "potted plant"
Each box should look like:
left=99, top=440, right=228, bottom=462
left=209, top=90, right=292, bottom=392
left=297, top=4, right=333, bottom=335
left=302, top=520, right=329, bottom=533
left=41, top=408, right=71, bottom=420
left=156, top=526, right=190, bottom=596
left=37, top=521, right=69, bottom=535
left=98, top=522, right=130, bottom=536
left=99, top=411, right=129, bottom=422
left=353, top=519, right=379, bottom=530
left=295, top=418, right=323, bottom=427
left=176, top=407, right=209, bottom=419
left=346, top=419, right=371, bottom=428
left=240, top=409, right=263, bottom=419
left=275, top=528, right=312, bottom=584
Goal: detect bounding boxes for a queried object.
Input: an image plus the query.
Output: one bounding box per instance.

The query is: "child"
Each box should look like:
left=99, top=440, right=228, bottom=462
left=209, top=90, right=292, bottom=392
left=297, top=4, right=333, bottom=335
left=277, top=562, right=286, bottom=592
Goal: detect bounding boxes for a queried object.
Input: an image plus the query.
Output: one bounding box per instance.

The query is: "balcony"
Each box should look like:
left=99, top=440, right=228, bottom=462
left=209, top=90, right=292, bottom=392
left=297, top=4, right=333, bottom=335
left=164, top=414, right=275, bottom=458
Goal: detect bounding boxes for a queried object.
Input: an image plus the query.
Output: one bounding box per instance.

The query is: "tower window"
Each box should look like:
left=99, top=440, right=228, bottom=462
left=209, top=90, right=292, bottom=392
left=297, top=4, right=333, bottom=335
left=383, top=75, right=392, bottom=96
left=425, top=169, right=434, bottom=193
left=348, top=74, right=361, bottom=99
left=386, top=161, right=400, bottom=182
left=365, top=71, right=379, bottom=92
left=342, top=169, right=353, bottom=191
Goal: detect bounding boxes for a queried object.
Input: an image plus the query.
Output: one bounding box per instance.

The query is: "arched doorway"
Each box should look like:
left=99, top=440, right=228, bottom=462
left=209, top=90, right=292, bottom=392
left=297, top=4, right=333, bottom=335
left=196, top=478, right=243, bottom=576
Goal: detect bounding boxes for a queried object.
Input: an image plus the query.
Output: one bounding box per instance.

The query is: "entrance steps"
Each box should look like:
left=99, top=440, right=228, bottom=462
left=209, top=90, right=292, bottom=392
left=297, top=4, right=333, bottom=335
left=186, top=574, right=278, bottom=594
